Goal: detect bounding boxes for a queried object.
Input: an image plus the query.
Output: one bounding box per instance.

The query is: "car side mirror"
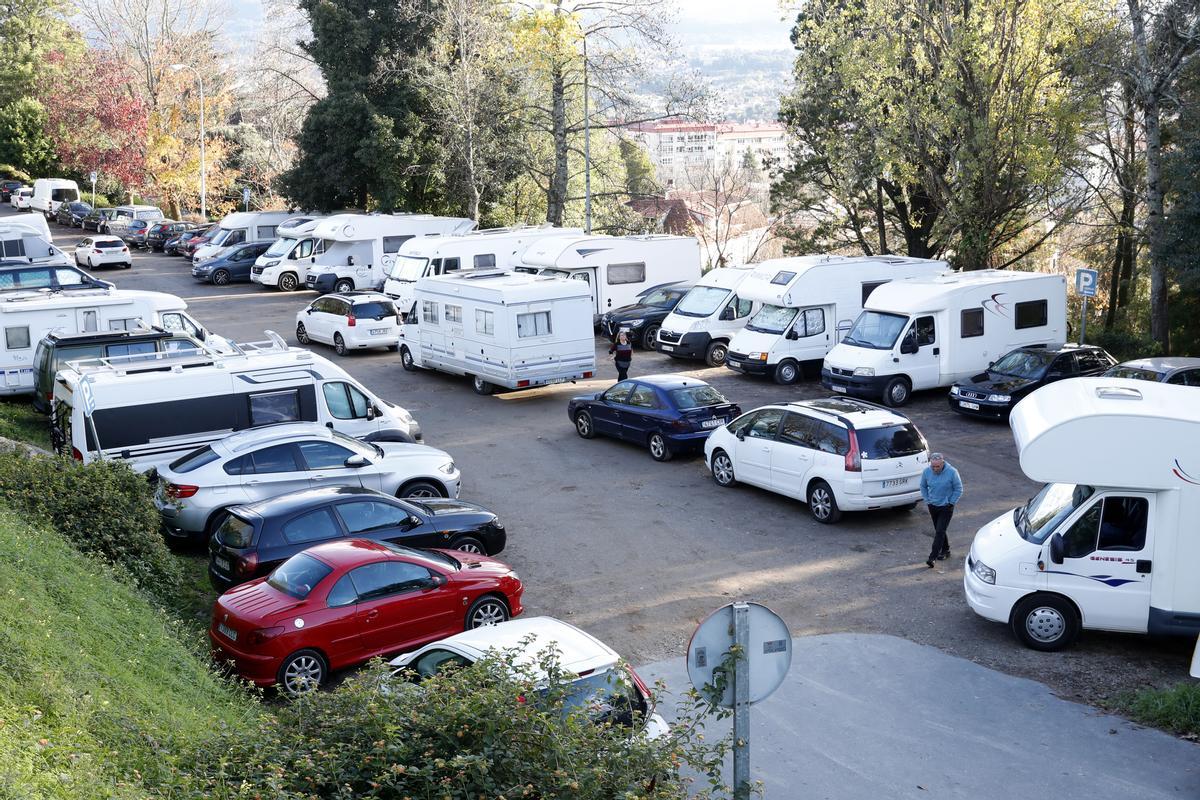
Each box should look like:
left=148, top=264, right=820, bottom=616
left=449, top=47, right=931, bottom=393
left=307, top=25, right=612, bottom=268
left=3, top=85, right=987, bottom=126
left=428, top=573, right=448, bottom=588
left=720, top=307, right=735, bottom=321
left=785, top=328, right=800, bottom=341
left=366, top=406, right=377, bottom=420
left=306, top=308, right=313, bottom=314
left=344, top=454, right=371, bottom=468
left=1049, top=532, right=1065, bottom=565
left=735, top=429, right=745, bottom=441
left=900, top=335, right=918, bottom=355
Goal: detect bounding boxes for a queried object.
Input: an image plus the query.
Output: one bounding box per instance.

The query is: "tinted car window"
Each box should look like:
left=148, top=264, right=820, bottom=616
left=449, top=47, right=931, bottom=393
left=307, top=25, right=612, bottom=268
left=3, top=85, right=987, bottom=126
left=216, top=513, right=255, bottom=548
left=349, top=561, right=433, bottom=601
left=856, top=424, right=926, bottom=459
left=250, top=444, right=301, bottom=474
left=602, top=381, right=635, bottom=404
left=412, top=648, right=472, bottom=678
left=336, top=500, right=410, bottom=534
left=326, top=573, right=358, bottom=607
left=669, top=385, right=726, bottom=409
left=354, top=301, right=397, bottom=320
left=625, top=385, right=659, bottom=409
left=268, top=553, right=333, bottom=599
left=746, top=409, right=784, bottom=439
left=807, top=419, right=849, bottom=455
left=1167, top=369, right=1200, bottom=387
left=1050, top=353, right=1078, bottom=376
left=779, top=413, right=817, bottom=448
left=298, top=441, right=355, bottom=470
left=282, top=507, right=343, bottom=545
left=170, top=445, right=219, bottom=473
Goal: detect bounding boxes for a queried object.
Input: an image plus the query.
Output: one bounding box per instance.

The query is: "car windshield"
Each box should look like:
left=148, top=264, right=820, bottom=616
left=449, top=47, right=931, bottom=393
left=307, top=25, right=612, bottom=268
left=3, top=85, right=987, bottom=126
left=210, top=228, right=240, bottom=246
left=1103, top=366, right=1159, bottom=381
left=389, top=255, right=429, bottom=281
left=670, top=384, right=727, bottom=409
left=745, top=304, right=798, bottom=334
left=855, top=424, right=926, bottom=459
left=560, top=668, right=646, bottom=728
left=268, top=553, right=333, bottom=599
left=169, top=445, right=219, bottom=473
left=541, top=268, right=569, bottom=278
left=354, top=300, right=397, bottom=320
left=264, top=236, right=297, bottom=258
left=380, top=541, right=460, bottom=569
left=990, top=349, right=1054, bottom=379
left=842, top=311, right=909, bottom=349
left=640, top=288, right=682, bottom=308
left=674, top=285, right=731, bottom=317
left=1016, top=483, right=1096, bottom=544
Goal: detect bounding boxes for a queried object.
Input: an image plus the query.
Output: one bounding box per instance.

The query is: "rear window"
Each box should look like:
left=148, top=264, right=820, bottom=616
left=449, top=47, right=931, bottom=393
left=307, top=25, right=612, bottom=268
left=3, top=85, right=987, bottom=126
left=169, top=445, right=220, bottom=473
left=353, top=301, right=397, bottom=320
left=855, top=424, right=927, bottom=459
left=669, top=385, right=727, bottom=409
left=268, top=553, right=333, bottom=599
left=216, top=513, right=255, bottom=548
left=95, top=241, right=124, bottom=249
left=1103, top=366, right=1158, bottom=381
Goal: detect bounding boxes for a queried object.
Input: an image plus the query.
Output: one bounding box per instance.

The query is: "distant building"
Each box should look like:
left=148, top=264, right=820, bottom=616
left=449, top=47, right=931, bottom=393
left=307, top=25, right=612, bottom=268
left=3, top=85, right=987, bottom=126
left=626, top=119, right=791, bottom=186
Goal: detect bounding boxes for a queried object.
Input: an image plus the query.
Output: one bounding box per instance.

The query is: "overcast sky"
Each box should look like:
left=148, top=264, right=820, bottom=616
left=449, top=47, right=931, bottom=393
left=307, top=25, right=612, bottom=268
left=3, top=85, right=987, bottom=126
left=672, top=0, right=797, bottom=51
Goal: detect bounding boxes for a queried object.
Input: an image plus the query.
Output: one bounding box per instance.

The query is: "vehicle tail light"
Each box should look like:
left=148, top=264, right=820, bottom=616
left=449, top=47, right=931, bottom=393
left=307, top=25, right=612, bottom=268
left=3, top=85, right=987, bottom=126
left=234, top=552, right=259, bottom=577
left=347, top=315, right=356, bottom=327
left=582, top=371, right=593, bottom=378
left=517, top=379, right=530, bottom=388
left=670, top=418, right=690, bottom=431
left=845, top=428, right=861, bottom=472
left=249, top=626, right=285, bottom=646
left=71, top=446, right=83, bottom=461
left=164, top=482, right=199, bottom=499
left=94, top=249, right=103, bottom=254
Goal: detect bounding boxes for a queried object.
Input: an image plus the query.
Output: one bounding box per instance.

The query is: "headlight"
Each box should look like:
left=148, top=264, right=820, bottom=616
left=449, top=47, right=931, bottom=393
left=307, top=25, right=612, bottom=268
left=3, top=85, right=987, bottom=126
left=749, top=352, right=768, bottom=361
left=987, top=394, right=1011, bottom=403
left=263, top=260, right=280, bottom=268
left=950, top=385, right=961, bottom=396
left=853, top=367, right=875, bottom=377
left=629, top=319, right=645, bottom=327
left=437, top=461, right=456, bottom=475
left=971, top=557, right=996, bottom=585
left=492, top=519, right=505, bottom=531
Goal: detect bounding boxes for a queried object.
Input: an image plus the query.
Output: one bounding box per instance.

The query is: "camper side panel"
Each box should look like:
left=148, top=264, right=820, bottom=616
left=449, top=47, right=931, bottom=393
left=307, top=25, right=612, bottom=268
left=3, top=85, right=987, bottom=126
left=1151, top=487, right=1200, bottom=635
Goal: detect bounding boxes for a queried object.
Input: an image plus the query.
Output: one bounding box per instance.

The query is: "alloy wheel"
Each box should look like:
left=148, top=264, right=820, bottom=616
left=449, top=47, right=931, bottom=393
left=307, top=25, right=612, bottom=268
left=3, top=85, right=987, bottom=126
left=282, top=654, right=324, bottom=696
left=469, top=599, right=508, bottom=628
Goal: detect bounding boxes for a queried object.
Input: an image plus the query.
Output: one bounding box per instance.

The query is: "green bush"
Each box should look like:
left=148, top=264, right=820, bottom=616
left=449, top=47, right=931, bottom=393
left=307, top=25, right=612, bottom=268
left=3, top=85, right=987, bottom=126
left=0, top=163, right=32, bottom=182
left=0, top=447, right=181, bottom=602
left=1086, top=328, right=1162, bottom=362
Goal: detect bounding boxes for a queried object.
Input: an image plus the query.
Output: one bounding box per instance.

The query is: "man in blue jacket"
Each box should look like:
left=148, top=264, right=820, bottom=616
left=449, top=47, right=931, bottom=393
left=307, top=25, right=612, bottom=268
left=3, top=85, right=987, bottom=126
left=921, top=452, right=963, bottom=568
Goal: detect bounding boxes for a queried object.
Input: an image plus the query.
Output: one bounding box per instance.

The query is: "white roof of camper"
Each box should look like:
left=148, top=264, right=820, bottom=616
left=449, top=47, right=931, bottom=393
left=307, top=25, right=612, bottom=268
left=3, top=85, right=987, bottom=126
left=1011, top=377, right=1200, bottom=491
left=397, top=226, right=572, bottom=260
left=0, top=288, right=185, bottom=315
left=416, top=270, right=592, bottom=304
left=312, top=214, right=475, bottom=242
left=216, top=210, right=293, bottom=229
left=519, top=233, right=696, bottom=268
left=693, top=265, right=758, bottom=290
left=0, top=217, right=52, bottom=241
left=739, top=255, right=947, bottom=306
left=865, top=269, right=1061, bottom=313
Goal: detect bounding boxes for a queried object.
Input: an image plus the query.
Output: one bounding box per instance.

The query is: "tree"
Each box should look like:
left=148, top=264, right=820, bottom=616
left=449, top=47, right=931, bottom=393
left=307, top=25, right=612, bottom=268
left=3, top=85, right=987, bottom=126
left=0, top=97, right=53, bottom=175
left=1161, top=55, right=1200, bottom=353
left=0, top=0, right=78, bottom=105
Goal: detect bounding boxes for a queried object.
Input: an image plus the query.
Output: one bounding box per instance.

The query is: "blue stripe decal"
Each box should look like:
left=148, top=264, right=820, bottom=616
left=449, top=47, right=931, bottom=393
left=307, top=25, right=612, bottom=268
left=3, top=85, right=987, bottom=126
left=1044, top=570, right=1141, bottom=588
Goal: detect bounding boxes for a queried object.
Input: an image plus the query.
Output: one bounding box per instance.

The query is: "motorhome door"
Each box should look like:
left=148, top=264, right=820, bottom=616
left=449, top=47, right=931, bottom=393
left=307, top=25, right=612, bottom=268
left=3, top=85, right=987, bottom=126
left=897, top=315, right=940, bottom=388
left=786, top=305, right=835, bottom=360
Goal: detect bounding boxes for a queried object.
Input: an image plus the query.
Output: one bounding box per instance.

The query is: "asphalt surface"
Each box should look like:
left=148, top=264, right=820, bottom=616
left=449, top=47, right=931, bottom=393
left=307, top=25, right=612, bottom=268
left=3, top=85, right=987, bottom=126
left=19, top=209, right=1195, bottom=707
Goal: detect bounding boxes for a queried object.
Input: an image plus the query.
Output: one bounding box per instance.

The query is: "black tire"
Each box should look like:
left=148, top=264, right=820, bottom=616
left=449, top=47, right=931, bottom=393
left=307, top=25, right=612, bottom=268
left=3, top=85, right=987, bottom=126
left=212, top=269, right=231, bottom=286
left=398, top=480, right=444, bottom=499
left=1011, top=594, right=1080, bottom=652
left=124, top=262, right=132, bottom=269
left=807, top=480, right=842, bottom=524
left=333, top=333, right=347, bottom=356
left=451, top=535, right=486, bottom=555
left=710, top=449, right=736, bottom=487
left=704, top=341, right=729, bottom=367
left=774, top=359, right=800, bottom=385
left=400, top=346, right=416, bottom=371
left=295, top=322, right=310, bottom=344
left=648, top=431, right=673, bottom=462
left=472, top=375, right=494, bottom=395
left=277, top=649, right=327, bottom=697
left=574, top=410, right=595, bottom=439
left=334, top=278, right=354, bottom=294
left=882, top=376, right=911, bottom=407
left=641, top=324, right=661, bottom=350
left=465, top=595, right=509, bottom=629
left=279, top=272, right=299, bottom=292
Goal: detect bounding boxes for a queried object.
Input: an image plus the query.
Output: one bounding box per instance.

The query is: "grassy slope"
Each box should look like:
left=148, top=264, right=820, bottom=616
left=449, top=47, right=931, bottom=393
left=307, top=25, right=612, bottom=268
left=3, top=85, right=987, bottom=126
left=0, top=510, right=257, bottom=799
left=0, top=399, right=51, bottom=452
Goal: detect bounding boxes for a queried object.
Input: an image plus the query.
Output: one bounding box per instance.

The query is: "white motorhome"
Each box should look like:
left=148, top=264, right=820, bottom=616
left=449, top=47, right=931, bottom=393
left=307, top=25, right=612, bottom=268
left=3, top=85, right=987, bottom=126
left=51, top=332, right=422, bottom=470
left=518, top=234, right=702, bottom=325
left=399, top=271, right=596, bottom=395
left=382, top=225, right=579, bottom=314
left=193, top=211, right=294, bottom=263
left=1, top=288, right=219, bottom=396
left=655, top=266, right=759, bottom=367
left=822, top=270, right=1067, bottom=406
left=965, top=378, right=1200, bottom=651
left=724, top=255, right=948, bottom=385
left=2, top=214, right=53, bottom=242
left=250, top=216, right=329, bottom=291
left=30, top=178, right=80, bottom=216
left=0, top=222, right=70, bottom=266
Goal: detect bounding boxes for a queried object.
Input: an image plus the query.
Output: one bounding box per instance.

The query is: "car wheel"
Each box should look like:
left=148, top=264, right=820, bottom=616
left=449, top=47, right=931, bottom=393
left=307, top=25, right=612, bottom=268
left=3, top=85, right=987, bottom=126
left=333, top=333, right=347, bottom=356
left=704, top=341, right=728, bottom=367
left=711, top=449, right=736, bottom=487
left=212, top=268, right=232, bottom=286
left=334, top=279, right=354, bottom=294
left=641, top=324, right=661, bottom=350
left=400, top=346, right=416, bottom=371
left=574, top=410, right=595, bottom=439
left=807, top=480, right=842, bottom=524
left=279, top=272, right=298, bottom=292
left=1011, top=594, right=1080, bottom=652
left=399, top=480, right=444, bottom=499
left=295, top=322, right=310, bottom=344
left=451, top=536, right=486, bottom=555
left=774, top=359, right=800, bottom=385
left=648, top=431, right=673, bottom=462
left=882, top=376, right=911, bottom=407
left=124, top=262, right=132, bottom=269
left=472, top=375, right=494, bottom=395
left=277, top=649, right=327, bottom=697
left=466, top=595, right=510, bottom=629
left=87, top=257, right=94, bottom=268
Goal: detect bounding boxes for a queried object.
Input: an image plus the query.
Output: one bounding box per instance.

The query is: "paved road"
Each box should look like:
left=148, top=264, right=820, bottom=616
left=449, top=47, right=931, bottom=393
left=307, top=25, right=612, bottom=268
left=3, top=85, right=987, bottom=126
left=642, top=634, right=1200, bottom=799
left=17, top=210, right=1194, bottom=703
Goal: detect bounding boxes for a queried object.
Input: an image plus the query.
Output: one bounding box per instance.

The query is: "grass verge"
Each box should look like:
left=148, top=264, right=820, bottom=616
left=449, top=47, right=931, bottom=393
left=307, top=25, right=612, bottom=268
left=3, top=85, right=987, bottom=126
left=0, top=398, right=51, bottom=451
left=1119, top=683, right=1200, bottom=738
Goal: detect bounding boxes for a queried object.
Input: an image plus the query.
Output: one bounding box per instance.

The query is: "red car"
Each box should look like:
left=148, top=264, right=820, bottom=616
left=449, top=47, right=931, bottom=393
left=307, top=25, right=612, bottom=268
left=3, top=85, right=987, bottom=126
left=209, top=539, right=523, bottom=696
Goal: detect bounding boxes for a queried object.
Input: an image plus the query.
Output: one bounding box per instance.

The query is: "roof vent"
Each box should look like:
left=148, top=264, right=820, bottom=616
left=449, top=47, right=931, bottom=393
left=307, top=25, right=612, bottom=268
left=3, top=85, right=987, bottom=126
left=1095, top=386, right=1142, bottom=401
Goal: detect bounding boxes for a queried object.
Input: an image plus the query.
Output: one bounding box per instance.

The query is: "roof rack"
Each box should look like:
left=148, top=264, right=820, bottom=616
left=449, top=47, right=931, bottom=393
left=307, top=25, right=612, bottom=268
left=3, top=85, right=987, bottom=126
left=64, top=330, right=299, bottom=376
left=0, top=286, right=115, bottom=303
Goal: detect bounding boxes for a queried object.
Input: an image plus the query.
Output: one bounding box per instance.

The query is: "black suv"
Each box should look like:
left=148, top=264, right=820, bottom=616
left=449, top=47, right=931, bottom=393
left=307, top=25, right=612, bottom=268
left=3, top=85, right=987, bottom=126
left=948, top=343, right=1116, bottom=419
left=598, top=281, right=692, bottom=349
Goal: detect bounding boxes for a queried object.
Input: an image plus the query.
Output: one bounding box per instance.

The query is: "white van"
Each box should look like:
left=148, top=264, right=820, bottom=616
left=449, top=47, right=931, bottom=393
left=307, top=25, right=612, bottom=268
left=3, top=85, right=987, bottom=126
left=305, top=214, right=477, bottom=294
left=2, top=214, right=53, bottom=242
left=965, top=378, right=1200, bottom=651
left=30, top=179, right=80, bottom=216
left=822, top=270, right=1067, bottom=406
left=0, top=222, right=70, bottom=266
left=193, top=211, right=295, bottom=263
left=383, top=225, right=578, bottom=314
left=725, top=255, right=947, bottom=385
left=51, top=332, right=422, bottom=470
left=399, top=271, right=596, bottom=395
left=656, top=266, right=760, bottom=367
left=250, top=217, right=328, bottom=291
left=518, top=234, right=702, bottom=325
left=1, top=288, right=220, bottom=396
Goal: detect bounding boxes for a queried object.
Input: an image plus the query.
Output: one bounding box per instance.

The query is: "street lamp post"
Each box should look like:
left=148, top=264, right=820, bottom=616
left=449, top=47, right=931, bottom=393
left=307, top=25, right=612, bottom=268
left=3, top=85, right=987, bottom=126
left=169, top=63, right=206, bottom=221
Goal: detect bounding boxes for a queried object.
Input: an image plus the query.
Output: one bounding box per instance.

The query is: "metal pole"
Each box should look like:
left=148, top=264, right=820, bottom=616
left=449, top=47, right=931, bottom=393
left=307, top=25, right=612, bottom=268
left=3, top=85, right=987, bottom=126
left=91, top=177, right=95, bottom=207
left=1080, top=296, right=1087, bottom=344
left=198, top=73, right=206, bottom=222
left=732, top=602, right=750, bottom=800
left=583, top=34, right=592, bottom=234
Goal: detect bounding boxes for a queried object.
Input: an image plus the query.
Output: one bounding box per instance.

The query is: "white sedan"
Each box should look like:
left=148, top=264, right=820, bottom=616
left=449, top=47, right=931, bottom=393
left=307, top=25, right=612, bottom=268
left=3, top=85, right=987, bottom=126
left=10, top=188, right=32, bottom=210
left=75, top=236, right=132, bottom=269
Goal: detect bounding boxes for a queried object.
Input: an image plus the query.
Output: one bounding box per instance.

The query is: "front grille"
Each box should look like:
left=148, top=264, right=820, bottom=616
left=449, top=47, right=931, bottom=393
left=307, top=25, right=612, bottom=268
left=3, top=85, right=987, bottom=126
left=832, top=367, right=854, bottom=377
left=659, top=329, right=681, bottom=344
left=305, top=275, right=316, bottom=286
left=728, top=351, right=748, bottom=361
left=251, top=266, right=263, bottom=275
left=960, top=390, right=987, bottom=401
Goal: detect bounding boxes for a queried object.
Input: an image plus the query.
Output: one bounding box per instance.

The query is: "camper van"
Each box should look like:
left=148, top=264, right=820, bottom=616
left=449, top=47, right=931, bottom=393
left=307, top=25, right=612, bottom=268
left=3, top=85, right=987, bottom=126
left=517, top=234, right=702, bottom=325
left=51, top=332, right=422, bottom=470
left=2, top=214, right=53, bottom=242
left=193, top=211, right=294, bottom=263
left=250, top=217, right=328, bottom=291
left=1, top=288, right=218, bottom=396
left=382, top=226, right=578, bottom=314
left=822, top=270, right=1067, bottom=406
left=655, top=266, right=759, bottom=367
left=399, top=271, right=596, bottom=395
left=965, top=378, right=1200, bottom=650
left=304, top=214, right=477, bottom=294
left=724, top=255, right=948, bottom=385
left=30, top=179, right=80, bottom=216
left=0, top=222, right=71, bottom=266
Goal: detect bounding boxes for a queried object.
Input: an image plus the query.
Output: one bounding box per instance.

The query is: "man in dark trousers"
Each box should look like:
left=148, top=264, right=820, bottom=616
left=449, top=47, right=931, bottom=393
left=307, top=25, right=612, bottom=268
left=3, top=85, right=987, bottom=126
left=921, top=452, right=963, bottom=568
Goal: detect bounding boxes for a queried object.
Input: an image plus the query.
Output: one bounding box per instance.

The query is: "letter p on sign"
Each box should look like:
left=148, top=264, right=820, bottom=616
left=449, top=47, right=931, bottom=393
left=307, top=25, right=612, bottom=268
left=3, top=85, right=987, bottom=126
left=1075, top=268, right=1098, bottom=297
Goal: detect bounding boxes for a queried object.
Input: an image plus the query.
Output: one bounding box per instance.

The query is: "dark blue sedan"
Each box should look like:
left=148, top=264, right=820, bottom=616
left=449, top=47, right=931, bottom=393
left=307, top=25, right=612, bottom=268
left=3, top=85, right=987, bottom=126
left=191, top=241, right=271, bottom=285
left=567, top=375, right=740, bottom=461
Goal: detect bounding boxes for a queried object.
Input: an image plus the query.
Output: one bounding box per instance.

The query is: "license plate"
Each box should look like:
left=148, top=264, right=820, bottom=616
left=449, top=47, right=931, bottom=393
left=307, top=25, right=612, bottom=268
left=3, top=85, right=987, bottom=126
left=214, top=556, right=231, bottom=572
left=217, top=622, right=238, bottom=641
left=832, top=385, right=847, bottom=393
left=959, top=401, right=980, bottom=410
left=882, top=477, right=910, bottom=488
left=727, top=361, right=742, bottom=371
left=370, top=328, right=388, bottom=334
left=702, top=417, right=726, bottom=429
left=659, top=344, right=674, bottom=352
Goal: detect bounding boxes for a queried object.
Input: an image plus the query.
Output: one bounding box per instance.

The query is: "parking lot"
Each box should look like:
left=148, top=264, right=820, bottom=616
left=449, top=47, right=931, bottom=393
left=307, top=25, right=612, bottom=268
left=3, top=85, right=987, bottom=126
left=24, top=207, right=1193, bottom=704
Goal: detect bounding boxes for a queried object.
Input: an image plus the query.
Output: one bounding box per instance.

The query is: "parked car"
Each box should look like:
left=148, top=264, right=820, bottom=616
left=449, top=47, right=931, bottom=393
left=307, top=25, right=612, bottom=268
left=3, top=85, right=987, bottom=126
left=568, top=375, right=740, bottom=461
left=598, top=281, right=692, bottom=349
left=81, top=208, right=118, bottom=233
left=1101, top=356, right=1200, bottom=386
left=208, top=485, right=508, bottom=591
left=10, top=187, right=32, bottom=211
left=948, top=343, right=1116, bottom=419
left=296, top=292, right=401, bottom=355
left=704, top=397, right=930, bottom=523
left=154, top=422, right=461, bottom=545
left=209, top=539, right=524, bottom=695
left=191, top=241, right=271, bottom=285
left=0, top=262, right=111, bottom=292
left=54, top=201, right=93, bottom=228
left=0, top=180, right=22, bottom=202
left=114, top=219, right=151, bottom=247
left=73, top=236, right=132, bottom=270
left=180, top=224, right=218, bottom=258
left=146, top=220, right=202, bottom=251
left=390, top=617, right=668, bottom=738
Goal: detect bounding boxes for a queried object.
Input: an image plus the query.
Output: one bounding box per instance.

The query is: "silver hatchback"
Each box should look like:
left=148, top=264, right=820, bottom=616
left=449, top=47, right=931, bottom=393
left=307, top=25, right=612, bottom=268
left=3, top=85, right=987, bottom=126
left=154, top=422, right=461, bottom=545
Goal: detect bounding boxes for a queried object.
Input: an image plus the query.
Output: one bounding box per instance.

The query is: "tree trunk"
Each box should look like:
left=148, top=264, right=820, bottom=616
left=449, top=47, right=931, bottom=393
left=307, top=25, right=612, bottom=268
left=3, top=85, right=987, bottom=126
left=1104, top=228, right=1126, bottom=330
left=547, top=63, right=568, bottom=226
left=874, top=178, right=888, bottom=255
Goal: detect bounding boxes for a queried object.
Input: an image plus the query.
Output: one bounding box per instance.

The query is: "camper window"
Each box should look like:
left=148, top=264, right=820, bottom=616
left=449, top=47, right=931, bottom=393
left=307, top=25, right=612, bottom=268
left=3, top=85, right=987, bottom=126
left=421, top=300, right=439, bottom=325
left=476, top=309, right=494, bottom=335
left=1062, top=502, right=1102, bottom=558
left=383, top=236, right=414, bottom=254
left=961, top=308, right=984, bottom=338
left=296, top=239, right=315, bottom=258
left=2, top=238, right=24, bottom=258
left=443, top=258, right=461, bottom=272
left=259, top=226, right=277, bottom=240
left=323, top=382, right=370, bottom=420
left=1014, top=300, right=1048, bottom=329
left=249, top=390, right=301, bottom=425
left=108, top=318, right=140, bottom=331
left=473, top=253, right=496, bottom=269
left=607, top=263, right=645, bottom=285
left=4, top=326, right=30, bottom=350
left=80, top=311, right=98, bottom=332
left=445, top=304, right=463, bottom=324
left=801, top=308, right=825, bottom=337
left=517, top=311, right=552, bottom=338
left=770, top=271, right=796, bottom=286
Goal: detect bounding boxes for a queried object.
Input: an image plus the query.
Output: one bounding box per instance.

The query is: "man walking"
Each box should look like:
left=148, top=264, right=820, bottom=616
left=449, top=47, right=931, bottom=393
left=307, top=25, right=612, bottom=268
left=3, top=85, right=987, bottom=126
left=921, top=452, right=963, bottom=568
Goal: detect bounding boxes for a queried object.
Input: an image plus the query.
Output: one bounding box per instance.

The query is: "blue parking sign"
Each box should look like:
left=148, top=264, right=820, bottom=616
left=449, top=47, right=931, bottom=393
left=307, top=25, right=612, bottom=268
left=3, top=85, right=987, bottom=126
left=1075, top=268, right=1099, bottom=297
